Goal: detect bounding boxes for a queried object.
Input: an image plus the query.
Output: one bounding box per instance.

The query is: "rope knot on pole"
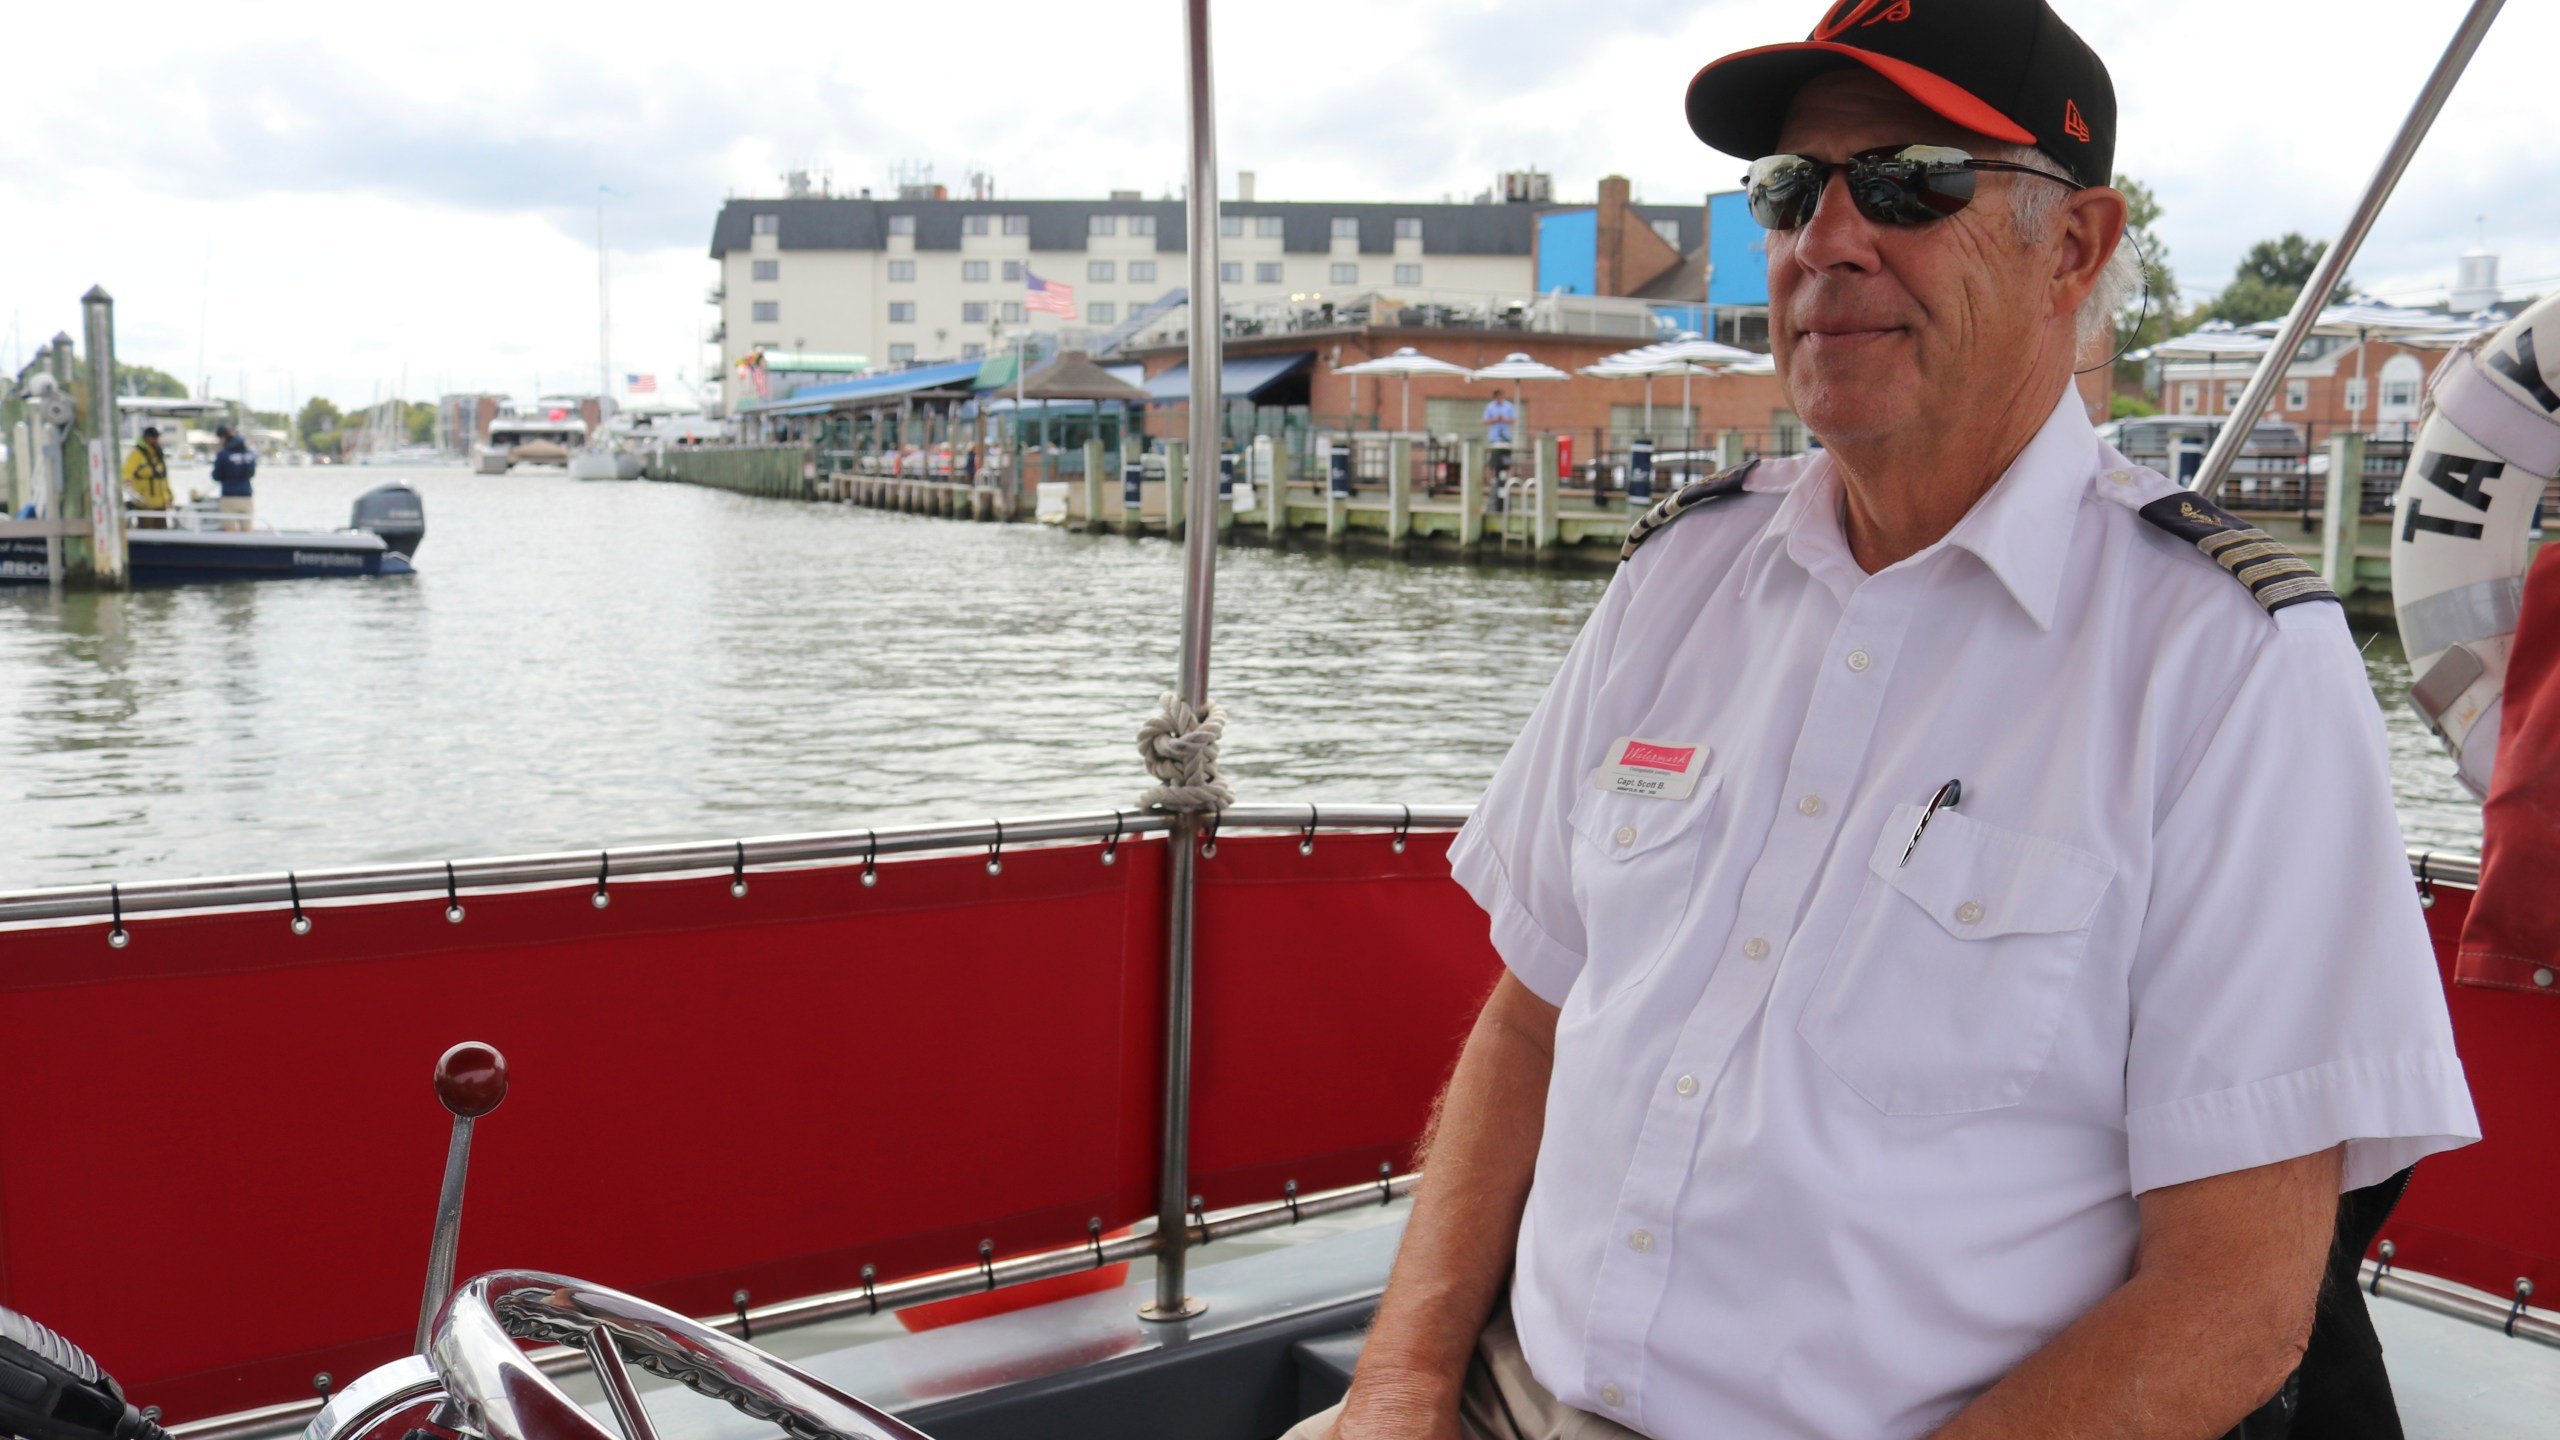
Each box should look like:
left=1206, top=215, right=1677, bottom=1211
left=1137, top=691, right=1232, bottom=813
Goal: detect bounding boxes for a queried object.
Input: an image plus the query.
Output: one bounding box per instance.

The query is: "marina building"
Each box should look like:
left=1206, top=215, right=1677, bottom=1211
left=705, top=173, right=1745, bottom=414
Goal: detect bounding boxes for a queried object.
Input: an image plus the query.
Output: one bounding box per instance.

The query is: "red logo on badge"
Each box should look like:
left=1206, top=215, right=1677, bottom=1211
left=1619, top=742, right=1696, bottom=773
left=2062, top=99, right=2091, bottom=142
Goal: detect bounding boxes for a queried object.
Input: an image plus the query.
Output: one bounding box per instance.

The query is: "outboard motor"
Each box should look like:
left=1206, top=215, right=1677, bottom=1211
left=350, top=483, right=426, bottom=558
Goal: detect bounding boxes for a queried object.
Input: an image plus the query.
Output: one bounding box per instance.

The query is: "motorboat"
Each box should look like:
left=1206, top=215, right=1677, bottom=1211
left=0, top=483, right=424, bottom=585
left=475, top=403, right=589, bottom=474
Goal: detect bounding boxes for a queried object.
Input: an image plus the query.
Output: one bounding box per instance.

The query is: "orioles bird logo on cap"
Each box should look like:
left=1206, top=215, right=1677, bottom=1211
left=1813, top=0, right=1913, bottom=40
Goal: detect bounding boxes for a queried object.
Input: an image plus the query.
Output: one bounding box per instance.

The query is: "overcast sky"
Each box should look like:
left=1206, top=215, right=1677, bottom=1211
left=2, top=0, right=2548, bottom=414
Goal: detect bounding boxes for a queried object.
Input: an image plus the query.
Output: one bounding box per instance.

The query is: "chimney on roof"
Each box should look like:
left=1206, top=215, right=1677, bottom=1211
left=1596, top=175, right=1632, bottom=296
left=1237, top=170, right=1256, bottom=201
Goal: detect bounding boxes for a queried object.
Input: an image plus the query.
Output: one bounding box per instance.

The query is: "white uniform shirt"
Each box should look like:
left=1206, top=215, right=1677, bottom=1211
left=1447, top=392, right=2479, bottom=1440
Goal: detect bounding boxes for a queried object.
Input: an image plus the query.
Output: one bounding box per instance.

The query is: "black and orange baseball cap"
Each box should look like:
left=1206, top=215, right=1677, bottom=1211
left=1684, top=0, right=2116, bottom=189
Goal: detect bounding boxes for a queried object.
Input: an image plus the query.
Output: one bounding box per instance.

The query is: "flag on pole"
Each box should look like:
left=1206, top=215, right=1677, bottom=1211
left=625, top=373, right=657, bottom=394
left=1025, top=270, right=1077, bottom=320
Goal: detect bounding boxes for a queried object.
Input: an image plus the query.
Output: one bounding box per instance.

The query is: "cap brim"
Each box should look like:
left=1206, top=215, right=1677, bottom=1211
left=1685, top=41, right=2035, bottom=160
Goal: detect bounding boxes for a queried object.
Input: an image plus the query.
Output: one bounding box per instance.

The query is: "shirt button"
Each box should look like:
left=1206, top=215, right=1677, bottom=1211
left=1956, top=900, right=1985, bottom=925
left=1628, top=1229, right=1654, bottom=1253
left=1613, top=825, right=1637, bottom=848
left=1674, top=1073, right=1699, bottom=1097
left=1599, top=1384, right=1624, bottom=1408
left=1797, top=794, right=1824, bottom=817
left=1742, top=936, right=1769, bottom=960
left=1845, top=648, right=1871, bottom=672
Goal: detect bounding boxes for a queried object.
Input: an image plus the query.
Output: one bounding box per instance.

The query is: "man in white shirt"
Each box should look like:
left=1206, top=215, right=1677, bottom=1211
left=1294, top=3, right=2477, bottom=1438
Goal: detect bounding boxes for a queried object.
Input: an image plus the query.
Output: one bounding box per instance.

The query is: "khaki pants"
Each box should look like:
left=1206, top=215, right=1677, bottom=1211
left=219, top=495, right=253, bottom=532
left=1283, top=1302, right=1644, bottom=1440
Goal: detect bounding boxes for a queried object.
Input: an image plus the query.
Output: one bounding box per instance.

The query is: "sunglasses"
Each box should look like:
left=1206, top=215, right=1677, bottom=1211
left=1743, top=144, right=2081, bottom=231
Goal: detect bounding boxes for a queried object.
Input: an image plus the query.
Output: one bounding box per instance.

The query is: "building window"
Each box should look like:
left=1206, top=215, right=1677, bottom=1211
left=1089, top=260, right=1115, bottom=282
left=2221, top=379, right=2244, bottom=411
left=888, top=260, right=916, bottom=282
left=889, top=343, right=916, bottom=364
left=1394, top=263, right=1422, bottom=286
left=1129, top=215, right=1156, bottom=237
left=1653, top=219, right=1684, bottom=249
left=962, top=343, right=986, bottom=359
left=963, top=301, right=988, bottom=323
left=2286, top=378, right=2309, bottom=411
left=887, top=214, right=916, bottom=237
left=963, top=259, right=989, bottom=282
left=751, top=301, right=779, bottom=323
left=1089, top=214, right=1117, bottom=236
left=888, top=302, right=915, bottom=322
left=751, top=213, right=779, bottom=235
left=1255, top=215, right=1284, bottom=237
left=1220, top=261, right=1242, bottom=283
left=963, top=214, right=990, bottom=236
left=2178, top=383, right=2200, bottom=414
left=1090, top=301, right=1117, bottom=324
left=1330, top=216, right=1359, bottom=240
left=1003, top=300, right=1024, bottom=323
left=1331, top=263, right=1357, bottom=285
left=1394, top=217, right=1421, bottom=240
left=752, top=259, right=779, bottom=281
left=1003, top=214, right=1030, bottom=235
left=1129, top=260, right=1156, bottom=283
left=1002, top=259, right=1023, bottom=282
left=1255, top=261, right=1283, bottom=283
left=2384, top=379, right=2418, bottom=411
left=1220, top=214, right=1242, bottom=236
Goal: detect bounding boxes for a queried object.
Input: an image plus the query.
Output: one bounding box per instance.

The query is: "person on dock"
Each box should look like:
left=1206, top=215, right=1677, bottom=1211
left=122, top=426, right=172, bottom=526
left=1482, top=391, right=1516, bottom=479
left=211, top=425, right=257, bottom=531
left=1302, top=4, right=2477, bottom=1440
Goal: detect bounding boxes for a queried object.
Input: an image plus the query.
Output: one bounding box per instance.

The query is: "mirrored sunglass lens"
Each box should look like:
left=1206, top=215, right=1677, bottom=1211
left=1745, top=156, right=1821, bottom=229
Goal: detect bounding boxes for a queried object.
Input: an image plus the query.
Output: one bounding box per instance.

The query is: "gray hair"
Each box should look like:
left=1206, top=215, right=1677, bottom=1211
left=1978, top=143, right=2141, bottom=357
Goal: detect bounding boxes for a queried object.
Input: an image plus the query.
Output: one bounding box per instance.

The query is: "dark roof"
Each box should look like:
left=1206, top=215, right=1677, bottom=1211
left=1631, top=204, right=1703, bottom=257
left=1629, top=246, right=1708, bottom=302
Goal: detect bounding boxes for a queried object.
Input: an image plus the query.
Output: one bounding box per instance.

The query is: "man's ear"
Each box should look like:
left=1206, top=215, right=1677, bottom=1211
left=2052, top=185, right=2129, bottom=322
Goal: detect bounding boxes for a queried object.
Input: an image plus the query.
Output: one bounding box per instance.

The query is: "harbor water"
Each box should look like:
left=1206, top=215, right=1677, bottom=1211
left=0, top=464, right=2481, bottom=889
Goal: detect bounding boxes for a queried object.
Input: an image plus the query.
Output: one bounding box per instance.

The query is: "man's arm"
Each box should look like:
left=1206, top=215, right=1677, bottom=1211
left=1931, top=1145, right=2342, bottom=1439
left=1329, top=973, right=1560, bottom=1440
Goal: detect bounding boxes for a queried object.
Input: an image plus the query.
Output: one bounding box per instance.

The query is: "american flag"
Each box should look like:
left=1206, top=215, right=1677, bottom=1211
left=1025, top=270, right=1077, bottom=320
left=625, top=373, right=657, bottom=394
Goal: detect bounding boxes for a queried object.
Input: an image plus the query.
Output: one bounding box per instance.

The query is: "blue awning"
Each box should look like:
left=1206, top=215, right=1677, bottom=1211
left=1143, top=351, right=1312, bottom=404
left=741, top=360, right=983, bottom=414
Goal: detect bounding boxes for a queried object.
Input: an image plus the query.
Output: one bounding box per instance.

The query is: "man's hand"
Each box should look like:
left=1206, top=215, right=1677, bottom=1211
left=1931, top=1145, right=2343, bottom=1439
left=1326, top=972, right=1560, bottom=1438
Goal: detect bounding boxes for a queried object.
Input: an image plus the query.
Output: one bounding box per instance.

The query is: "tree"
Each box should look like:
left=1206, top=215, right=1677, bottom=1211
left=2111, top=174, right=2179, bottom=386
left=297, top=397, right=342, bottom=451
left=119, top=364, right=191, bottom=399
left=2200, top=233, right=2352, bottom=327
left=405, top=400, right=435, bottom=445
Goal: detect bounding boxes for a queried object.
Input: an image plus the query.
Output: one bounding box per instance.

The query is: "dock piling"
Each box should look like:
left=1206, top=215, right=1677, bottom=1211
left=1459, top=441, right=1485, bottom=548
left=2321, top=431, right=2366, bottom=597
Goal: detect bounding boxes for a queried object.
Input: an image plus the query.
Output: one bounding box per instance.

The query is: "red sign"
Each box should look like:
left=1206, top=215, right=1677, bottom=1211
left=1618, top=741, right=1696, bottom=772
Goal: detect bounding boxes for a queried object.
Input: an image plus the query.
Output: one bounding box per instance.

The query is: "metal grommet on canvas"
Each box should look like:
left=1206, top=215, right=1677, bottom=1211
left=732, top=1290, right=752, bottom=1341
left=593, top=851, right=612, bottom=910
left=862, top=830, right=879, bottom=888
left=1102, top=810, right=1123, bottom=866
left=2508, top=1278, right=2535, bottom=1337
left=2370, top=1239, right=2396, bottom=1295
left=108, top=883, right=130, bottom=949
left=860, top=1264, right=879, bottom=1315
left=1393, top=804, right=1411, bottom=854
left=1377, top=1162, right=1394, bottom=1206
left=444, top=862, right=466, bottom=924
left=977, top=1239, right=997, bottom=1291
left=1201, top=811, right=1221, bottom=859
left=1283, top=1179, right=1302, bottom=1224
left=1299, top=805, right=1319, bottom=857
left=1088, top=1217, right=1105, bottom=1268
left=1189, top=1195, right=1208, bottom=1245
left=731, top=840, right=750, bottom=899
left=986, top=819, right=1004, bottom=877
left=289, top=873, right=313, bottom=936
left=2416, top=853, right=2437, bottom=909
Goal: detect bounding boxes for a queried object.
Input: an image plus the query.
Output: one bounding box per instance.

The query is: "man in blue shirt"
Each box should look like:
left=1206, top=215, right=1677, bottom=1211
left=211, top=425, right=258, bottom=531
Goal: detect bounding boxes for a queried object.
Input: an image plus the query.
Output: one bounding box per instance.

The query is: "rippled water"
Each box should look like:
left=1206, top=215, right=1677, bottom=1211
left=0, top=463, right=2479, bottom=888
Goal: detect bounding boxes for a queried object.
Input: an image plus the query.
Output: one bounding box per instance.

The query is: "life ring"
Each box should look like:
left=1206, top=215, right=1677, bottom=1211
left=2390, top=291, right=2560, bottom=797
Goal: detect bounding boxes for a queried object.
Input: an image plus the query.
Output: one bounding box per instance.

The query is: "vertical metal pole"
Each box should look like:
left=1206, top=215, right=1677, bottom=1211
left=1140, top=0, right=1222, bottom=1325
left=2191, top=0, right=2503, bottom=500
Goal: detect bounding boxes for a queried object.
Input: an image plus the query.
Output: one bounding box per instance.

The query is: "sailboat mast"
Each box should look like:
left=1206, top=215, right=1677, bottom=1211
left=596, top=189, right=612, bottom=428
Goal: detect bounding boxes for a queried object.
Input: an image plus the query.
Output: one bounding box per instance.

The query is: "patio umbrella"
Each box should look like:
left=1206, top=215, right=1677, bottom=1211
left=2133, top=320, right=2273, bottom=420
left=2246, top=297, right=2473, bottom=434
left=1335, top=346, right=1472, bottom=432
left=1609, top=333, right=1760, bottom=368
left=1468, top=352, right=1571, bottom=451
left=1579, top=356, right=1726, bottom=436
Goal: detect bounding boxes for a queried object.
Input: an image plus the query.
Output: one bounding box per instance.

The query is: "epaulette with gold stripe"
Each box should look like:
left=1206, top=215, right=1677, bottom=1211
left=1620, top=460, right=1760, bottom=562
left=2136, top=493, right=2339, bottom=615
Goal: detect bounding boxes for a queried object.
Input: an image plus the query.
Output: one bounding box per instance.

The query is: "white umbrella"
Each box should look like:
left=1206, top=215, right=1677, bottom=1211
left=1579, top=356, right=1725, bottom=436
left=1335, top=346, right=1472, bottom=432
left=2245, top=298, right=2473, bottom=434
left=2134, top=321, right=2273, bottom=420
left=1468, top=353, right=1572, bottom=455
left=1607, top=333, right=1760, bottom=368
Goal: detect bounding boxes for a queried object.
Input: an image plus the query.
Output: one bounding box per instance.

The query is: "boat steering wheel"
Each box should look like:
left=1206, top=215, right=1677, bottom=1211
left=429, top=1271, right=930, bottom=1440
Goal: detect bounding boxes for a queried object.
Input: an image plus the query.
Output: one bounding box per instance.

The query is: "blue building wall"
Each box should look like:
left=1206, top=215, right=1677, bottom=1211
left=1705, top=190, right=1767, bottom=308
left=1535, top=210, right=1597, bottom=295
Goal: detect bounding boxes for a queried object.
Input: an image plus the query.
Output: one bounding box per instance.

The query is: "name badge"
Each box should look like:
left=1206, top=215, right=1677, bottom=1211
left=1593, top=737, right=1708, bottom=799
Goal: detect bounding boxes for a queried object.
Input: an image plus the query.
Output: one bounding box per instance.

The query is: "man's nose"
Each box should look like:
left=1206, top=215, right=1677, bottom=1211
left=1790, top=171, right=1881, bottom=274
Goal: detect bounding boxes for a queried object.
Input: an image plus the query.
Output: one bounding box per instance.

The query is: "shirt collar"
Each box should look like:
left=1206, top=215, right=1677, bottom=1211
left=1770, top=389, right=2097, bottom=629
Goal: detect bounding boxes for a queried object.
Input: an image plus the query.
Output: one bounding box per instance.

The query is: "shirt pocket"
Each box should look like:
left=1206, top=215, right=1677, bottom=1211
left=1798, top=804, right=2115, bottom=1116
left=1563, top=776, right=1721, bottom=1018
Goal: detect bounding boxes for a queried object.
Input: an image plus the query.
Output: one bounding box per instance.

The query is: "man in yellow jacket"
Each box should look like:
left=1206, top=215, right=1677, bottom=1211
left=123, top=426, right=173, bottom=526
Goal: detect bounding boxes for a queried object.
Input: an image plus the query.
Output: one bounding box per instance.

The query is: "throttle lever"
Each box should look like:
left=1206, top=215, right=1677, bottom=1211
left=0, top=1304, right=169, bottom=1440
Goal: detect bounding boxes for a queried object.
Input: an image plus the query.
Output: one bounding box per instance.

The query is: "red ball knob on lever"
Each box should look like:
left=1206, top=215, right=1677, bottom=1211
left=433, top=1041, right=508, bottom=1118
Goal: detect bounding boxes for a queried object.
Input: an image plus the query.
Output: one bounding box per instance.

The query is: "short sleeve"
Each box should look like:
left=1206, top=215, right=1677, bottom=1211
left=1447, top=568, right=1639, bottom=1006
left=2125, top=607, right=2480, bottom=1194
